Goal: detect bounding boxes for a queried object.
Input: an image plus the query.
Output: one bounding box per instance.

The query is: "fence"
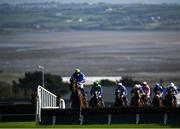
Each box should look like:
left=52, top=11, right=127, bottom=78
left=37, top=86, right=180, bottom=125
left=36, top=85, right=58, bottom=123
left=0, top=104, right=35, bottom=122
left=40, top=107, right=180, bottom=125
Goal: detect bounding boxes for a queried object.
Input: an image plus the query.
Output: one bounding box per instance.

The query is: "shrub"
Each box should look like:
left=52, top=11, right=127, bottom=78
left=12, top=71, right=69, bottom=98
left=100, top=79, right=116, bottom=86
left=121, top=77, right=137, bottom=87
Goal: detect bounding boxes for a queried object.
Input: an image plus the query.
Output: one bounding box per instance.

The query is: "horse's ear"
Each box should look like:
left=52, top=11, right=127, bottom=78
left=70, top=78, right=73, bottom=83
left=70, top=78, right=76, bottom=84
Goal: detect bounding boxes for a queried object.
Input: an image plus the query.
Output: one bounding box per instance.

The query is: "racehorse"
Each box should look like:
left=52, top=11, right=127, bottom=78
left=163, top=88, right=177, bottom=107
left=152, top=91, right=163, bottom=107
left=70, top=78, right=88, bottom=109
left=89, top=91, right=105, bottom=108
left=140, top=94, right=152, bottom=107
left=114, top=90, right=128, bottom=107
left=130, top=88, right=142, bottom=107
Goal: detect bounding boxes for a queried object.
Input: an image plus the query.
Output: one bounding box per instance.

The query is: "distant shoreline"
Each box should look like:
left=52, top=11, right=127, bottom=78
left=2, top=29, right=180, bottom=36
left=1, top=31, right=180, bottom=84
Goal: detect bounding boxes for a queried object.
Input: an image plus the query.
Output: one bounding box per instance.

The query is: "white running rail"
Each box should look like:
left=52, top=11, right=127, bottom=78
left=36, top=85, right=58, bottom=123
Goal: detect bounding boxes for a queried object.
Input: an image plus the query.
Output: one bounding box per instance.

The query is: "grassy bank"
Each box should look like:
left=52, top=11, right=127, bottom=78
left=0, top=122, right=180, bottom=128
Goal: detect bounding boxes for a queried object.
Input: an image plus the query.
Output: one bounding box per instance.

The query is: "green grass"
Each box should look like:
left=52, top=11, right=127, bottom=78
left=0, top=122, right=179, bottom=128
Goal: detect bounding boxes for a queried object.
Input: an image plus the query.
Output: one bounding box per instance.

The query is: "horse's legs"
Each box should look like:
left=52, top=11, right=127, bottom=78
left=123, top=96, right=128, bottom=106
left=172, top=97, right=177, bottom=107
left=98, top=98, right=105, bottom=107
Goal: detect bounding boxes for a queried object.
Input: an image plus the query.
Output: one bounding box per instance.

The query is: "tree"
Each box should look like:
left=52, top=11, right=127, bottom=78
left=100, top=79, right=116, bottom=86
left=121, top=77, right=137, bottom=87
left=12, top=71, right=69, bottom=98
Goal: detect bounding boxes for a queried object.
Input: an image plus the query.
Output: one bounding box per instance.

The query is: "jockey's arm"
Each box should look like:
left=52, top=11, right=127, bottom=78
left=139, top=87, right=145, bottom=94
left=79, top=73, right=86, bottom=83
left=174, top=87, right=179, bottom=95
left=147, top=87, right=151, bottom=97
left=80, top=79, right=85, bottom=84
left=160, top=87, right=163, bottom=93
left=121, top=86, right=127, bottom=96
left=124, top=87, right=128, bottom=96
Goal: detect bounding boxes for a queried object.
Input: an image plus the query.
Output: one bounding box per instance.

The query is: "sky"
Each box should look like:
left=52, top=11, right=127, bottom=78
left=0, top=0, right=180, bottom=4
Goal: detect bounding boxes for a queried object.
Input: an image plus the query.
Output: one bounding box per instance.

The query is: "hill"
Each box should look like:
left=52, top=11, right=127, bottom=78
left=1, top=3, right=180, bottom=34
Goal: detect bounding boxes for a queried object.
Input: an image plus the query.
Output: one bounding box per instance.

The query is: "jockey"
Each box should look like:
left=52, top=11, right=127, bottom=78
left=153, top=83, right=163, bottom=97
left=140, top=81, right=151, bottom=98
left=90, top=81, right=103, bottom=98
left=167, top=82, right=178, bottom=95
left=130, top=84, right=141, bottom=96
left=115, top=82, right=128, bottom=105
left=115, top=82, right=128, bottom=97
left=70, top=68, right=86, bottom=94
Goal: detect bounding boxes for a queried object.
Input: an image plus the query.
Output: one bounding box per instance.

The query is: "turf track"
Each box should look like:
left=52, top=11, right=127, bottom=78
left=0, top=122, right=180, bottom=128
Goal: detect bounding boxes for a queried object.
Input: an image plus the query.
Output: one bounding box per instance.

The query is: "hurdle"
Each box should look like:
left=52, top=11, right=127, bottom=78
left=36, top=86, right=81, bottom=125
left=36, top=86, right=180, bottom=125
left=36, top=85, right=59, bottom=124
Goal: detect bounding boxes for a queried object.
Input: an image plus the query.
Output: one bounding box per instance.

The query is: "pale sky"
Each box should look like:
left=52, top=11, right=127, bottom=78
left=0, top=0, right=180, bottom=4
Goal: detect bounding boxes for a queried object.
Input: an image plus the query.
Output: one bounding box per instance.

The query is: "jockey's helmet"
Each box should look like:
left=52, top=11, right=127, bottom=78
left=169, top=82, right=175, bottom=87
left=93, top=81, right=100, bottom=87
left=142, top=81, right=147, bottom=86
left=134, top=84, right=141, bottom=88
left=118, top=82, right=123, bottom=86
left=155, top=83, right=160, bottom=87
left=75, top=68, right=80, bottom=74
left=134, top=84, right=139, bottom=88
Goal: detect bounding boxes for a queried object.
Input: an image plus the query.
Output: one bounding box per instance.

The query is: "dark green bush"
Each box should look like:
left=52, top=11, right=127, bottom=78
left=121, top=77, right=137, bottom=87
left=100, top=79, right=116, bottom=86
left=12, top=71, right=69, bottom=98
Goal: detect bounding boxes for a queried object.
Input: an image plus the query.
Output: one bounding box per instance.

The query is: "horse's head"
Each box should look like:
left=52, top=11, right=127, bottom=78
left=153, top=94, right=163, bottom=107
left=115, top=90, right=124, bottom=106
left=155, top=90, right=161, bottom=96
left=168, top=88, right=177, bottom=106
left=70, top=78, right=78, bottom=92
left=141, top=94, right=148, bottom=103
left=130, top=88, right=143, bottom=107
left=115, top=90, right=123, bottom=99
left=93, top=91, right=99, bottom=99
left=169, top=87, right=175, bottom=95
left=164, top=92, right=177, bottom=107
left=132, top=88, right=141, bottom=98
left=90, top=91, right=104, bottom=108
